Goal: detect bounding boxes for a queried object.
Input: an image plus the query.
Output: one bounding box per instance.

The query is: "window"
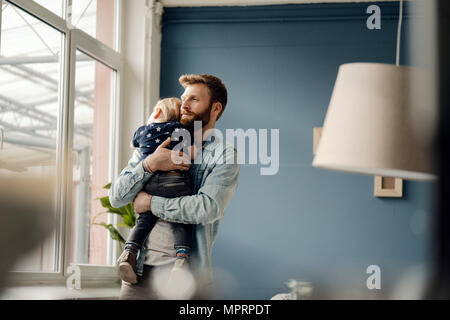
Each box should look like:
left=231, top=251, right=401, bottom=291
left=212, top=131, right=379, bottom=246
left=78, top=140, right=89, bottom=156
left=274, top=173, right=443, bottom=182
left=30, top=0, right=119, bottom=49
left=71, top=52, right=115, bottom=265
left=0, top=0, right=122, bottom=282
left=0, top=1, right=63, bottom=273
left=71, top=0, right=117, bottom=48
left=33, top=0, right=64, bottom=17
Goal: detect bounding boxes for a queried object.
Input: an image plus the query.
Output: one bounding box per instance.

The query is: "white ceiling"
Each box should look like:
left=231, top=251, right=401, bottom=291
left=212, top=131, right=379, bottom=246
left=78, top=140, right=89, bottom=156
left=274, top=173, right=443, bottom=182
left=161, top=0, right=401, bottom=8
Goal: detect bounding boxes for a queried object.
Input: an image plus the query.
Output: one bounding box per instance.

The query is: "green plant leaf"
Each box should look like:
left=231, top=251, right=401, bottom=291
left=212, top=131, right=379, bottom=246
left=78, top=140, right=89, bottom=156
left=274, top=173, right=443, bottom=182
left=106, top=208, right=127, bottom=217
left=94, top=182, right=136, bottom=247
left=122, top=214, right=135, bottom=228
left=124, top=203, right=133, bottom=216
left=124, top=203, right=136, bottom=226
left=93, top=222, right=125, bottom=245
left=99, top=196, right=112, bottom=209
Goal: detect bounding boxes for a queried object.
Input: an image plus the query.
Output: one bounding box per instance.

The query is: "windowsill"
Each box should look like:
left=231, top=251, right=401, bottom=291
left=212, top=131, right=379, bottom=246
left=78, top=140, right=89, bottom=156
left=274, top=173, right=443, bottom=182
left=4, top=264, right=122, bottom=299
left=0, top=283, right=121, bottom=300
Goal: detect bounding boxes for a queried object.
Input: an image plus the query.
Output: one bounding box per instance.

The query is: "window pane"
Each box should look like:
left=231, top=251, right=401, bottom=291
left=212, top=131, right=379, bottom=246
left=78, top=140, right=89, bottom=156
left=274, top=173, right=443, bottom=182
left=0, top=3, right=63, bottom=272
left=33, top=0, right=64, bottom=17
left=71, top=50, right=113, bottom=265
left=71, top=0, right=116, bottom=49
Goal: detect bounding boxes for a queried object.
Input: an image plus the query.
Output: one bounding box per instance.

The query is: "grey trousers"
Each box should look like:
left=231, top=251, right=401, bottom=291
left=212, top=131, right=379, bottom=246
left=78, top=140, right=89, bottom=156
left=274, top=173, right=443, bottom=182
left=119, top=265, right=165, bottom=300
left=119, top=264, right=213, bottom=300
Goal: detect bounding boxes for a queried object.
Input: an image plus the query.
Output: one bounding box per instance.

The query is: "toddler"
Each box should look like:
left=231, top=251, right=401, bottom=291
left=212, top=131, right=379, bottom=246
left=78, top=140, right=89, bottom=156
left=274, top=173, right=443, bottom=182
left=118, top=97, right=193, bottom=285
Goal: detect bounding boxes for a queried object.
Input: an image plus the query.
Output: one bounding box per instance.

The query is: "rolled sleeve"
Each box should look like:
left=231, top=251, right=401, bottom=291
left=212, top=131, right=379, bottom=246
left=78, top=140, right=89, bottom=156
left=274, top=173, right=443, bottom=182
left=109, top=150, right=154, bottom=208
left=150, top=195, right=166, bottom=215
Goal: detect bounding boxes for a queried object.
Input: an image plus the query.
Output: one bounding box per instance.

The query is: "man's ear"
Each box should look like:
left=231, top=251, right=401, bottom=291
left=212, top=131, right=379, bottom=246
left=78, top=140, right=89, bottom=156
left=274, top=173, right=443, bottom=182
left=212, top=102, right=223, bottom=119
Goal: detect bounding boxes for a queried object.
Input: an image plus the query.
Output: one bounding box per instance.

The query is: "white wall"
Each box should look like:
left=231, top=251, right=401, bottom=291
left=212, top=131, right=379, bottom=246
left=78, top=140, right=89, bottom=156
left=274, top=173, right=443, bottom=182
left=120, top=0, right=163, bottom=169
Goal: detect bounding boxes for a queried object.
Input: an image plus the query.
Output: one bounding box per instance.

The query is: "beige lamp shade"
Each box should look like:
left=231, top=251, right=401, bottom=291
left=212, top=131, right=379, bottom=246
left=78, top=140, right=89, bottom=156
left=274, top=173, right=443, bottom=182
left=312, top=63, right=436, bottom=181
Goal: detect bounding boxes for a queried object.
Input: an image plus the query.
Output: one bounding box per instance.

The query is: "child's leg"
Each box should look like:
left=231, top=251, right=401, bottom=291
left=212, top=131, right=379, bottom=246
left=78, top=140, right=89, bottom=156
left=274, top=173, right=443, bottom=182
left=171, top=223, right=194, bottom=260
left=120, top=211, right=157, bottom=284
left=125, top=211, right=157, bottom=253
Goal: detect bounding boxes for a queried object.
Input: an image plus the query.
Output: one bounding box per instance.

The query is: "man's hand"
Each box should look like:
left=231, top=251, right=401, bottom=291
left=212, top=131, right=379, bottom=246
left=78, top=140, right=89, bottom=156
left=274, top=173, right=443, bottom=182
left=142, top=138, right=191, bottom=173
left=133, top=191, right=152, bottom=214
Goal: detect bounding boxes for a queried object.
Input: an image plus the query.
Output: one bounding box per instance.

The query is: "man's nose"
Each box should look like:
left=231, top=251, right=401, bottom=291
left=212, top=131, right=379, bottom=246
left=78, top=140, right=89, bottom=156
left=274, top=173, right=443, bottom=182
left=181, top=101, right=190, bottom=111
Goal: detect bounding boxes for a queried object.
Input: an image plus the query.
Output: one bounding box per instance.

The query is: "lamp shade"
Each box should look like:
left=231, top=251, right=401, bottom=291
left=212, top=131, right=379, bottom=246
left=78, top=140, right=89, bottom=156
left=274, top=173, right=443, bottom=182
left=312, top=63, right=436, bottom=181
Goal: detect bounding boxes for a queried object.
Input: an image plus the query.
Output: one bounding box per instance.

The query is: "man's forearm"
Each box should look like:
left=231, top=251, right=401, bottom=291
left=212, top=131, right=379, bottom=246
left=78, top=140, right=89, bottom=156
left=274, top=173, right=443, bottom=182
left=109, top=150, right=153, bottom=208
left=150, top=162, right=240, bottom=225
left=150, top=193, right=221, bottom=225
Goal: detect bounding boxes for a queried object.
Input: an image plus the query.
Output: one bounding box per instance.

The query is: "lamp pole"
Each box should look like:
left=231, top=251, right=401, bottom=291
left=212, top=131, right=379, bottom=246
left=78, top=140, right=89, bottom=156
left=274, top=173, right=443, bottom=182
left=427, top=0, right=450, bottom=299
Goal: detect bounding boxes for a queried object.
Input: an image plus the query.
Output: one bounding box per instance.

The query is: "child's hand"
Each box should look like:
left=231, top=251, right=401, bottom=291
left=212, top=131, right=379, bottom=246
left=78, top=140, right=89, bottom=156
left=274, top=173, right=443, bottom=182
left=133, top=192, right=152, bottom=214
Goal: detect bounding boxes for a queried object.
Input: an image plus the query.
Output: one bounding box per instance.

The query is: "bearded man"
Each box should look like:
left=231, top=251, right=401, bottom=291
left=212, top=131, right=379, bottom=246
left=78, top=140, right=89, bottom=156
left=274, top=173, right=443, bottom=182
left=109, top=74, right=240, bottom=299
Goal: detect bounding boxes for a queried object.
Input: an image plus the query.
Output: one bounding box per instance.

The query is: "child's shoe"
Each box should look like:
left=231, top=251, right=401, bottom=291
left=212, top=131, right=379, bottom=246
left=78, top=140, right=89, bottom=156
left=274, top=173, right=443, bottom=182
left=119, top=250, right=138, bottom=284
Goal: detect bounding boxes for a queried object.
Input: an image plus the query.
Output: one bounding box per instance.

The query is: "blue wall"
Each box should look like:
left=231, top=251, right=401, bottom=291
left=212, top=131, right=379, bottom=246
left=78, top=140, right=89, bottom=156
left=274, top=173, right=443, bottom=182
left=160, top=2, right=436, bottom=299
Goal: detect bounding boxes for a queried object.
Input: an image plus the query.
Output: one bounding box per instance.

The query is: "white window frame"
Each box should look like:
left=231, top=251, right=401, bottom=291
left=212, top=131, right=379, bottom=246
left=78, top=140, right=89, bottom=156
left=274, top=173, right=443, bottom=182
left=3, top=0, right=124, bottom=287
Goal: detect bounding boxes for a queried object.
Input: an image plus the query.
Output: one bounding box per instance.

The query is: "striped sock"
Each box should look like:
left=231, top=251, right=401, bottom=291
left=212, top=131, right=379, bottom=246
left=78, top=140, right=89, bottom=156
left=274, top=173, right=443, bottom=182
left=125, top=244, right=139, bottom=254
left=175, top=248, right=190, bottom=260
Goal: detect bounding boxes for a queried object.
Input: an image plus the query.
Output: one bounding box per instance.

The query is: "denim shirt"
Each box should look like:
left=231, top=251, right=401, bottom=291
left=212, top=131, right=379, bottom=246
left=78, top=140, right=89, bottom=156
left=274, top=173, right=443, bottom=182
left=109, top=136, right=240, bottom=285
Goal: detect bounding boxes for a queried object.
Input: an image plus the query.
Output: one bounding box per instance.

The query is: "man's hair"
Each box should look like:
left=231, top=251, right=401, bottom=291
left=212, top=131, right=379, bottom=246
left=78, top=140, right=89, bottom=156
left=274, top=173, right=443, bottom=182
left=179, top=74, right=228, bottom=121
left=147, top=97, right=180, bottom=124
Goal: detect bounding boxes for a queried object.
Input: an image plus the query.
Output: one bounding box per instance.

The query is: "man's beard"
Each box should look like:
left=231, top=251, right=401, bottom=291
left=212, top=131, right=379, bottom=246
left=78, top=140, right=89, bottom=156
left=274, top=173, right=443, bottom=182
left=180, top=102, right=212, bottom=134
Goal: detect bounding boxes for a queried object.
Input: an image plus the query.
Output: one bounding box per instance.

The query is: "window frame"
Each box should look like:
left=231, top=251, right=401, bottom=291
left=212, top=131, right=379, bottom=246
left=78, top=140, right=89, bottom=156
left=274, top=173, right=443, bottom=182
left=3, top=0, right=123, bottom=286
